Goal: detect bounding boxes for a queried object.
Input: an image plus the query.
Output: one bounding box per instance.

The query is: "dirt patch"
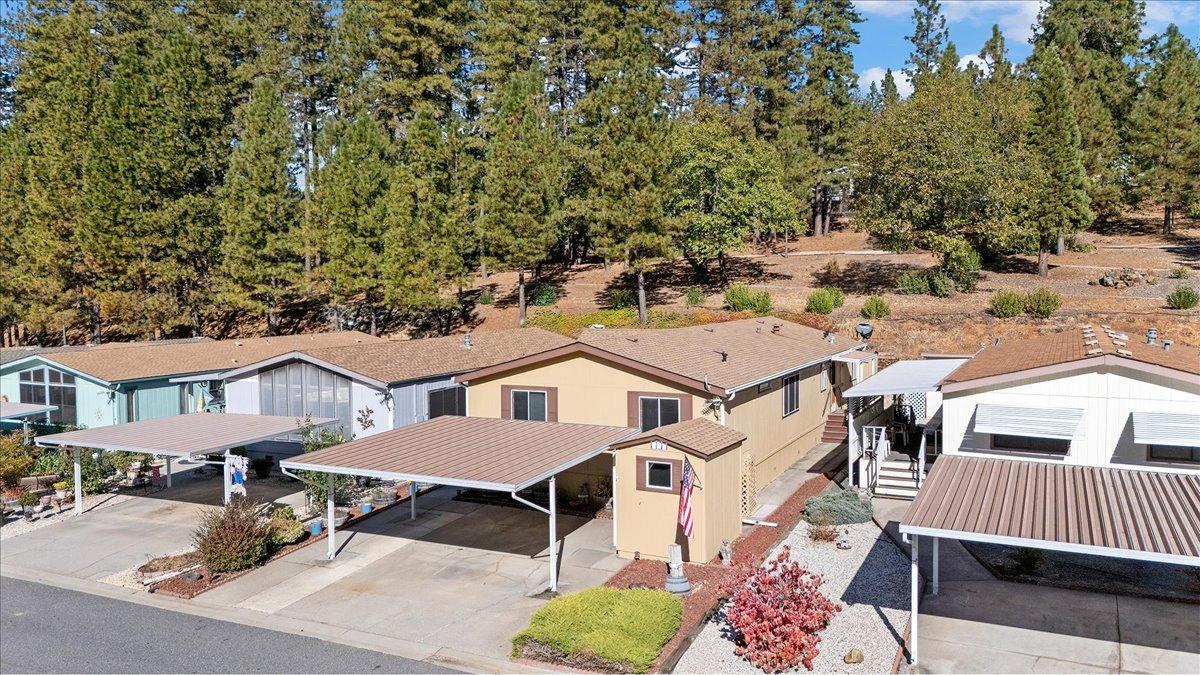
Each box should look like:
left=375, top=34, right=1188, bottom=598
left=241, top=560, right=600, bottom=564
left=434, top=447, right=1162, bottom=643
left=137, top=551, right=201, bottom=576
left=514, top=641, right=636, bottom=674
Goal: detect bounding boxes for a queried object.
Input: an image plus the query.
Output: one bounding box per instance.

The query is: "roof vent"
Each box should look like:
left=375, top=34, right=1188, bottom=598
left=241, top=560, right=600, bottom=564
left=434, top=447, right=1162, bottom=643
left=235, top=341, right=243, bottom=347
left=1163, top=339, right=1173, bottom=351
left=590, top=323, right=605, bottom=329
left=463, top=333, right=472, bottom=349
left=771, top=323, right=782, bottom=335
left=1100, top=324, right=1112, bottom=330
left=1112, top=340, right=1127, bottom=347
left=231, top=359, right=239, bottom=364
left=1146, top=327, right=1157, bottom=346
left=703, top=327, right=714, bottom=332
left=993, top=337, right=1001, bottom=346
left=1084, top=339, right=1098, bottom=346
left=1116, top=349, right=1133, bottom=357
left=718, top=349, right=728, bottom=362
left=1086, top=348, right=1102, bottom=356
left=625, top=336, right=638, bottom=343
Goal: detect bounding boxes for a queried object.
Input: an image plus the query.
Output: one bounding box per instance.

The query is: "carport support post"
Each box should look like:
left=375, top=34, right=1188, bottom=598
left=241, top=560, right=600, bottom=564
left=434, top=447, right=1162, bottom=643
left=326, top=473, right=336, bottom=560
left=165, top=457, right=172, bottom=489
left=932, top=537, right=939, bottom=595
left=72, top=447, right=82, bottom=516
left=222, top=450, right=231, bottom=505
left=410, top=482, right=416, bottom=520
left=549, top=475, right=558, bottom=593
left=909, top=534, right=919, bottom=664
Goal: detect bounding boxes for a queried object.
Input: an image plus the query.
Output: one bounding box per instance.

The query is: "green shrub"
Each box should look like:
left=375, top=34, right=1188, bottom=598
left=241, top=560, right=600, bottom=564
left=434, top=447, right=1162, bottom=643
left=477, top=290, right=495, bottom=305
left=1167, top=285, right=1199, bottom=310
left=823, top=287, right=845, bottom=308
left=803, top=490, right=873, bottom=525
left=896, top=270, right=930, bottom=295
left=192, top=497, right=271, bottom=573
left=860, top=295, right=891, bottom=319
left=926, top=269, right=954, bottom=297
left=942, top=242, right=981, bottom=291
left=1066, top=235, right=1094, bottom=253
left=989, top=289, right=1027, bottom=318
left=267, top=516, right=306, bottom=549
left=512, top=587, right=682, bottom=673
left=1025, top=288, right=1062, bottom=318
left=0, top=432, right=33, bottom=488
left=684, top=286, right=705, bottom=306
left=30, top=448, right=69, bottom=476
left=272, top=504, right=296, bottom=520
left=804, top=288, right=838, bottom=315
left=1169, top=266, right=1189, bottom=279
left=19, top=491, right=38, bottom=507
left=724, top=284, right=772, bottom=314
left=530, top=284, right=557, bottom=306
left=610, top=288, right=636, bottom=310
left=1012, top=547, right=1044, bottom=574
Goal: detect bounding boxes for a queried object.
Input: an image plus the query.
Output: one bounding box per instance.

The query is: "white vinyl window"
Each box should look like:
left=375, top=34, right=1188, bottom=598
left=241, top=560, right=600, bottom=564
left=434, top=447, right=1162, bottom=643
left=511, top=390, right=547, bottom=421
left=645, top=460, right=673, bottom=490
left=782, top=372, right=800, bottom=417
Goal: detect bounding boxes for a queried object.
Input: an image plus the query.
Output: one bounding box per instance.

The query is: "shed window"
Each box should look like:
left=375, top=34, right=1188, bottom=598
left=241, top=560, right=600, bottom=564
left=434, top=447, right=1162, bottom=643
left=19, top=368, right=75, bottom=425
left=639, top=397, right=680, bottom=432
left=645, top=460, right=673, bottom=490
left=428, top=386, right=466, bottom=419
left=511, top=390, right=547, bottom=422
left=1148, top=444, right=1200, bottom=464
left=991, top=434, right=1070, bottom=455
left=782, top=372, right=800, bottom=416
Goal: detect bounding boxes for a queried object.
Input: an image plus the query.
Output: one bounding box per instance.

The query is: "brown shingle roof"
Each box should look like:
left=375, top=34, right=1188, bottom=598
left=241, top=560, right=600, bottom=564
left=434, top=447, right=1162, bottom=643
left=281, top=416, right=637, bottom=491
left=300, top=328, right=573, bottom=385
left=36, top=332, right=381, bottom=382
left=901, top=456, right=1200, bottom=563
left=574, top=317, right=859, bottom=392
left=613, top=417, right=746, bottom=458
left=943, top=325, right=1200, bottom=386
left=1, top=337, right=214, bottom=365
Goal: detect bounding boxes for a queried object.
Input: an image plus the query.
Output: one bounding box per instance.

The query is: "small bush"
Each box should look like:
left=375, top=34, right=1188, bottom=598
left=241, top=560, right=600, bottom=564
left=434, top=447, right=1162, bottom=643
left=1065, top=235, right=1094, bottom=253
left=512, top=587, right=682, bottom=673
left=192, top=497, right=271, bottom=573
left=860, top=295, right=890, bottom=319
left=804, top=288, right=838, bottom=315
left=896, top=270, right=930, bottom=295
left=823, top=287, right=845, bottom=308
left=1012, top=547, right=1044, bottom=574
left=477, top=290, right=495, bottom=305
left=807, top=512, right=838, bottom=542
left=726, top=547, right=841, bottom=672
left=530, top=284, right=557, bottom=306
left=1166, top=285, right=1198, bottom=310
left=725, top=284, right=772, bottom=314
left=1169, top=266, right=1189, bottom=279
left=267, top=516, right=306, bottom=549
left=30, top=448, right=70, bottom=476
left=19, top=491, right=38, bottom=507
left=989, top=289, right=1027, bottom=318
left=1026, top=287, right=1062, bottom=318
left=0, top=432, right=33, bottom=488
left=942, top=242, right=981, bottom=291
left=685, top=286, right=705, bottom=306
left=609, top=288, right=636, bottom=310
left=803, top=490, right=873, bottom=525
left=53, top=480, right=70, bottom=491
left=272, top=504, right=296, bottom=520
left=926, top=269, right=954, bottom=297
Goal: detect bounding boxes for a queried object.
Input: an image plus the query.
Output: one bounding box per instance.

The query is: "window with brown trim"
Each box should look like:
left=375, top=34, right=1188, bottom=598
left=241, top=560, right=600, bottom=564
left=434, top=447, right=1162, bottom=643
left=500, top=385, right=558, bottom=422
left=1147, top=444, right=1200, bottom=463
left=627, top=391, right=691, bottom=429
left=635, top=455, right=682, bottom=494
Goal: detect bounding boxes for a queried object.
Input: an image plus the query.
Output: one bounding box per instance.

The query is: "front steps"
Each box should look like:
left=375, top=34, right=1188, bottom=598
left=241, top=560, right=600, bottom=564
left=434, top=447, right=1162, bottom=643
left=820, top=410, right=848, bottom=445
left=874, top=458, right=921, bottom=500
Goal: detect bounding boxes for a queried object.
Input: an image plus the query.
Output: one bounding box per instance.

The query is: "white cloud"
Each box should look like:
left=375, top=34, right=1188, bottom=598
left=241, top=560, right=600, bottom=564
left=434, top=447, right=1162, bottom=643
left=1143, top=0, right=1199, bottom=38
left=858, top=66, right=915, bottom=99
left=853, top=1, right=915, bottom=18
left=941, top=1, right=1045, bottom=45
left=959, top=53, right=987, bottom=71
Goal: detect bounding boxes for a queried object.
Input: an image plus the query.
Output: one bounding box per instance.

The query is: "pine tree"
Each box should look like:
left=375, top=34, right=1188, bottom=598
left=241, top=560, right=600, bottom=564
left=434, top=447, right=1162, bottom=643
left=477, top=66, right=564, bottom=326
left=881, top=68, right=900, bottom=106
left=473, top=0, right=543, bottom=111
left=218, top=79, right=301, bottom=335
left=979, top=24, right=1011, bottom=81
left=1027, top=44, right=1093, bottom=276
left=1126, top=25, right=1200, bottom=235
left=904, top=0, right=947, bottom=84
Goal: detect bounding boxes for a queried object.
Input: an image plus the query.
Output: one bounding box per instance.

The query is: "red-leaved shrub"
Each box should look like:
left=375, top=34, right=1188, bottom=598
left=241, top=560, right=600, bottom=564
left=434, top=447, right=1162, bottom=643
left=725, top=546, right=841, bottom=672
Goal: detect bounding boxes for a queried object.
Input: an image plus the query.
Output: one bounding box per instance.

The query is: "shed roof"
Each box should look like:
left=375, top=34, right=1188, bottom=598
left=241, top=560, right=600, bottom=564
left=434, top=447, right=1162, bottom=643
left=941, top=326, right=1200, bottom=390
left=35, top=413, right=332, bottom=457
left=14, top=332, right=380, bottom=383
left=0, top=401, right=58, bottom=420
left=612, top=418, right=746, bottom=458
left=900, top=456, right=1200, bottom=566
left=842, top=358, right=969, bottom=397
left=280, top=416, right=637, bottom=492
left=460, top=317, right=862, bottom=395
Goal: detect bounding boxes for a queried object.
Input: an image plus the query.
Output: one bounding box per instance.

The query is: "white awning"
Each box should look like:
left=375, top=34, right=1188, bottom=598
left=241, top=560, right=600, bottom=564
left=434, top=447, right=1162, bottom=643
left=842, top=358, right=968, bottom=397
left=974, top=403, right=1083, bottom=440
left=0, top=402, right=58, bottom=421
left=1132, top=412, right=1200, bottom=447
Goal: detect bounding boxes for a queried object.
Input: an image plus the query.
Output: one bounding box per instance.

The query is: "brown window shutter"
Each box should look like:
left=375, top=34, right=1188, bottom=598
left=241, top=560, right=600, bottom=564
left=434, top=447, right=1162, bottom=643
left=627, top=391, right=640, bottom=428
left=546, top=387, right=558, bottom=422
left=500, top=385, right=512, bottom=419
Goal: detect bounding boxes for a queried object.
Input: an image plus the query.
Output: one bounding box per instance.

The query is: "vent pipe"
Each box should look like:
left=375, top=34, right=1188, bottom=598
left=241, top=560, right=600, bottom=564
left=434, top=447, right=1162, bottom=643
left=1147, top=327, right=1157, bottom=346
left=463, top=333, right=472, bottom=349
left=1163, top=339, right=1173, bottom=351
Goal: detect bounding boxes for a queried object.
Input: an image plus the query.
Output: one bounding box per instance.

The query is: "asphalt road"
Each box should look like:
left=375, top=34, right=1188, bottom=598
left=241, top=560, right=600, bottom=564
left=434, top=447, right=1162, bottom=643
left=0, top=577, right=455, bottom=674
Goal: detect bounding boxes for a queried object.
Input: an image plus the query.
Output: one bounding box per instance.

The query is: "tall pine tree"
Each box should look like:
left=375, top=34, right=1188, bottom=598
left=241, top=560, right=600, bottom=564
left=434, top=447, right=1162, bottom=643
left=904, top=0, right=947, bottom=84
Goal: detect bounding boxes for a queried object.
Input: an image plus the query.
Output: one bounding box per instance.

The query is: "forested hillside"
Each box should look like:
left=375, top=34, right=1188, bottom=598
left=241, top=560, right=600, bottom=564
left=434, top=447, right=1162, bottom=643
left=1, top=0, right=1196, bottom=345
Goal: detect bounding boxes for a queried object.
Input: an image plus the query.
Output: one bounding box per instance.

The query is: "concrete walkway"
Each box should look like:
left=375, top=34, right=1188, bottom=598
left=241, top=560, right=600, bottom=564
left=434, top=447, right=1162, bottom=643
left=873, top=497, right=1200, bottom=674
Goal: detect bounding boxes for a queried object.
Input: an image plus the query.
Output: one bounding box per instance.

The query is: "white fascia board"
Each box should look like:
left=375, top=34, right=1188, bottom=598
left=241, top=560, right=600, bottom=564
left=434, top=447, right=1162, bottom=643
left=169, top=372, right=226, bottom=383
left=1, top=355, right=112, bottom=387
left=278, top=459, right=518, bottom=492
left=898, top=524, right=1200, bottom=568
left=34, top=424, right=330, bottom=458
left=727, top=346, right=865, bottom=396
left=511, top=429, right=640, bottom=491
left=219, top=351, right=388, bottom=390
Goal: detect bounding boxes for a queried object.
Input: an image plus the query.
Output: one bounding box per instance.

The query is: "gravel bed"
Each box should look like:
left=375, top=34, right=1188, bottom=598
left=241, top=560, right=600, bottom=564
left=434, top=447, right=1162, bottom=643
left=0, top=491, right=133, bottom=541
left=676, top=521, right=910, bottom=674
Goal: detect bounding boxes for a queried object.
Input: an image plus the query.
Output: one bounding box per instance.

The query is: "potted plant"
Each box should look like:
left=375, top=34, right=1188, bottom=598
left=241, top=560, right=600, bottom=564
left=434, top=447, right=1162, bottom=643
left=249, top=457, right=273, bottom=480
left=19, top=491, right=38, bottom=519
left=370, top=487, right=397, bottom=507
left=332, top=507, right=349, bottom=528
left=53, top=481, right=71, bottom=501
left=359, top=498, right=373, bottom=515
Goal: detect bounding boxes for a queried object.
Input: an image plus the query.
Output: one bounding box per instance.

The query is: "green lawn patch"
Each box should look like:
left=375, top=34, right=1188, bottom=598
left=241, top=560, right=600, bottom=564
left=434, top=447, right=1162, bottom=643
left=512, top=587, right=682, bottom=673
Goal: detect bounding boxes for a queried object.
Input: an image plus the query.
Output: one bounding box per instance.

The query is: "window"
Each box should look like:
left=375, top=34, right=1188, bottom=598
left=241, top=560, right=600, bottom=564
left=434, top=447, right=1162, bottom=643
left=19, top=368, right=75, bottom=425
left=757, top=381, right=771, bottom=393
left=991, top=434, right=1070, bottom=455
left=428, top=386, right=466, bottom=419
left=511, top=390, right=547, bottom=421
left=1148, top=444, right=1200, bottom=463
left=260, top=363, right=353, bottom=437
left=782, top=372, right=800, bottom=417
left=645, top=460, right=673, bottom=490
left=639, top=397, right=680, bottom=432
left=820, top=366, right=829, bottom=392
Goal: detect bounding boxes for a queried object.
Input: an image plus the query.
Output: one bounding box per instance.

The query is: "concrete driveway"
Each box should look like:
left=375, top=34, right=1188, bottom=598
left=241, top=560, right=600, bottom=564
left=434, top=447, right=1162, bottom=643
left=195, top=487, right=625, bottom=671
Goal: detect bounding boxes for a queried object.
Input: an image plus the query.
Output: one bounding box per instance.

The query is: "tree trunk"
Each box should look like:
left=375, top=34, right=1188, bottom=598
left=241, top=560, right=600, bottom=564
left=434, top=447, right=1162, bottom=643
left=518, top=270, right=527, bottom=326
left=267, top=306, right=278, bottom=336
left=1163, top=204, right=1173, bottom=236
left=91, top=299, right=102, bottom=344
left=370, top=308, right=377, bottom=336
left=1056, top=232, right=1065, bottom=256
left=637, top=269, right=648, bottom=326
left=811, top=192, right=822, bottom=236
left=1037, top=245, right=1050, bottom=277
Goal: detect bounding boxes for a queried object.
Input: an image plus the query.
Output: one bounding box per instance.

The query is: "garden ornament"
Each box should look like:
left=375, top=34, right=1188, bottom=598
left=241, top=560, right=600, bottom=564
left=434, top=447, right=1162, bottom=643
left=664, top=543, right=692, bottom=595
left=837, top=529, right=851, bottom=550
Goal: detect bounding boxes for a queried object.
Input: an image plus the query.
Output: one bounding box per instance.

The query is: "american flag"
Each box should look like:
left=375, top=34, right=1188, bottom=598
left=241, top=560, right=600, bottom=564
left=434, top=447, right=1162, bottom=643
left=678, top=457, right=696, bottom=538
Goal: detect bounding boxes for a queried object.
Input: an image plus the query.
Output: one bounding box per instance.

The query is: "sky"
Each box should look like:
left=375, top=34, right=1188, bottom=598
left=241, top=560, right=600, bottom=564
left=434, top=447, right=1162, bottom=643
left=852, top=0, right=1200, bottom=98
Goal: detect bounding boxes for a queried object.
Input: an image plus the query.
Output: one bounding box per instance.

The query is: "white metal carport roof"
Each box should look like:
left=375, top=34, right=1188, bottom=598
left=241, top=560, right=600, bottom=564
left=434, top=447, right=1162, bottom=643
left=0, top=402, right=58, bottom=421
left=36, top=413, right=333, bottom=457
left=842, top=358, right=968, bottom=397
left=1132, top=411, right=1200, bottom=447
left=973, top=403, right=1084, bottom=440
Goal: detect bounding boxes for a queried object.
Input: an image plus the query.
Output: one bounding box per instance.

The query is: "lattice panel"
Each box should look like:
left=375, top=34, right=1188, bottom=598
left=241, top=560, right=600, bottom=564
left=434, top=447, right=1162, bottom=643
left=740, top=453, right=757, bottom=516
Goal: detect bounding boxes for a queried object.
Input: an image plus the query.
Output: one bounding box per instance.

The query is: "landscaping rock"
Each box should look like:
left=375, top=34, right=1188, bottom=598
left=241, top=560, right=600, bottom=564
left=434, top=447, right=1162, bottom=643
left=844, top=649, right=864, bottom=664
